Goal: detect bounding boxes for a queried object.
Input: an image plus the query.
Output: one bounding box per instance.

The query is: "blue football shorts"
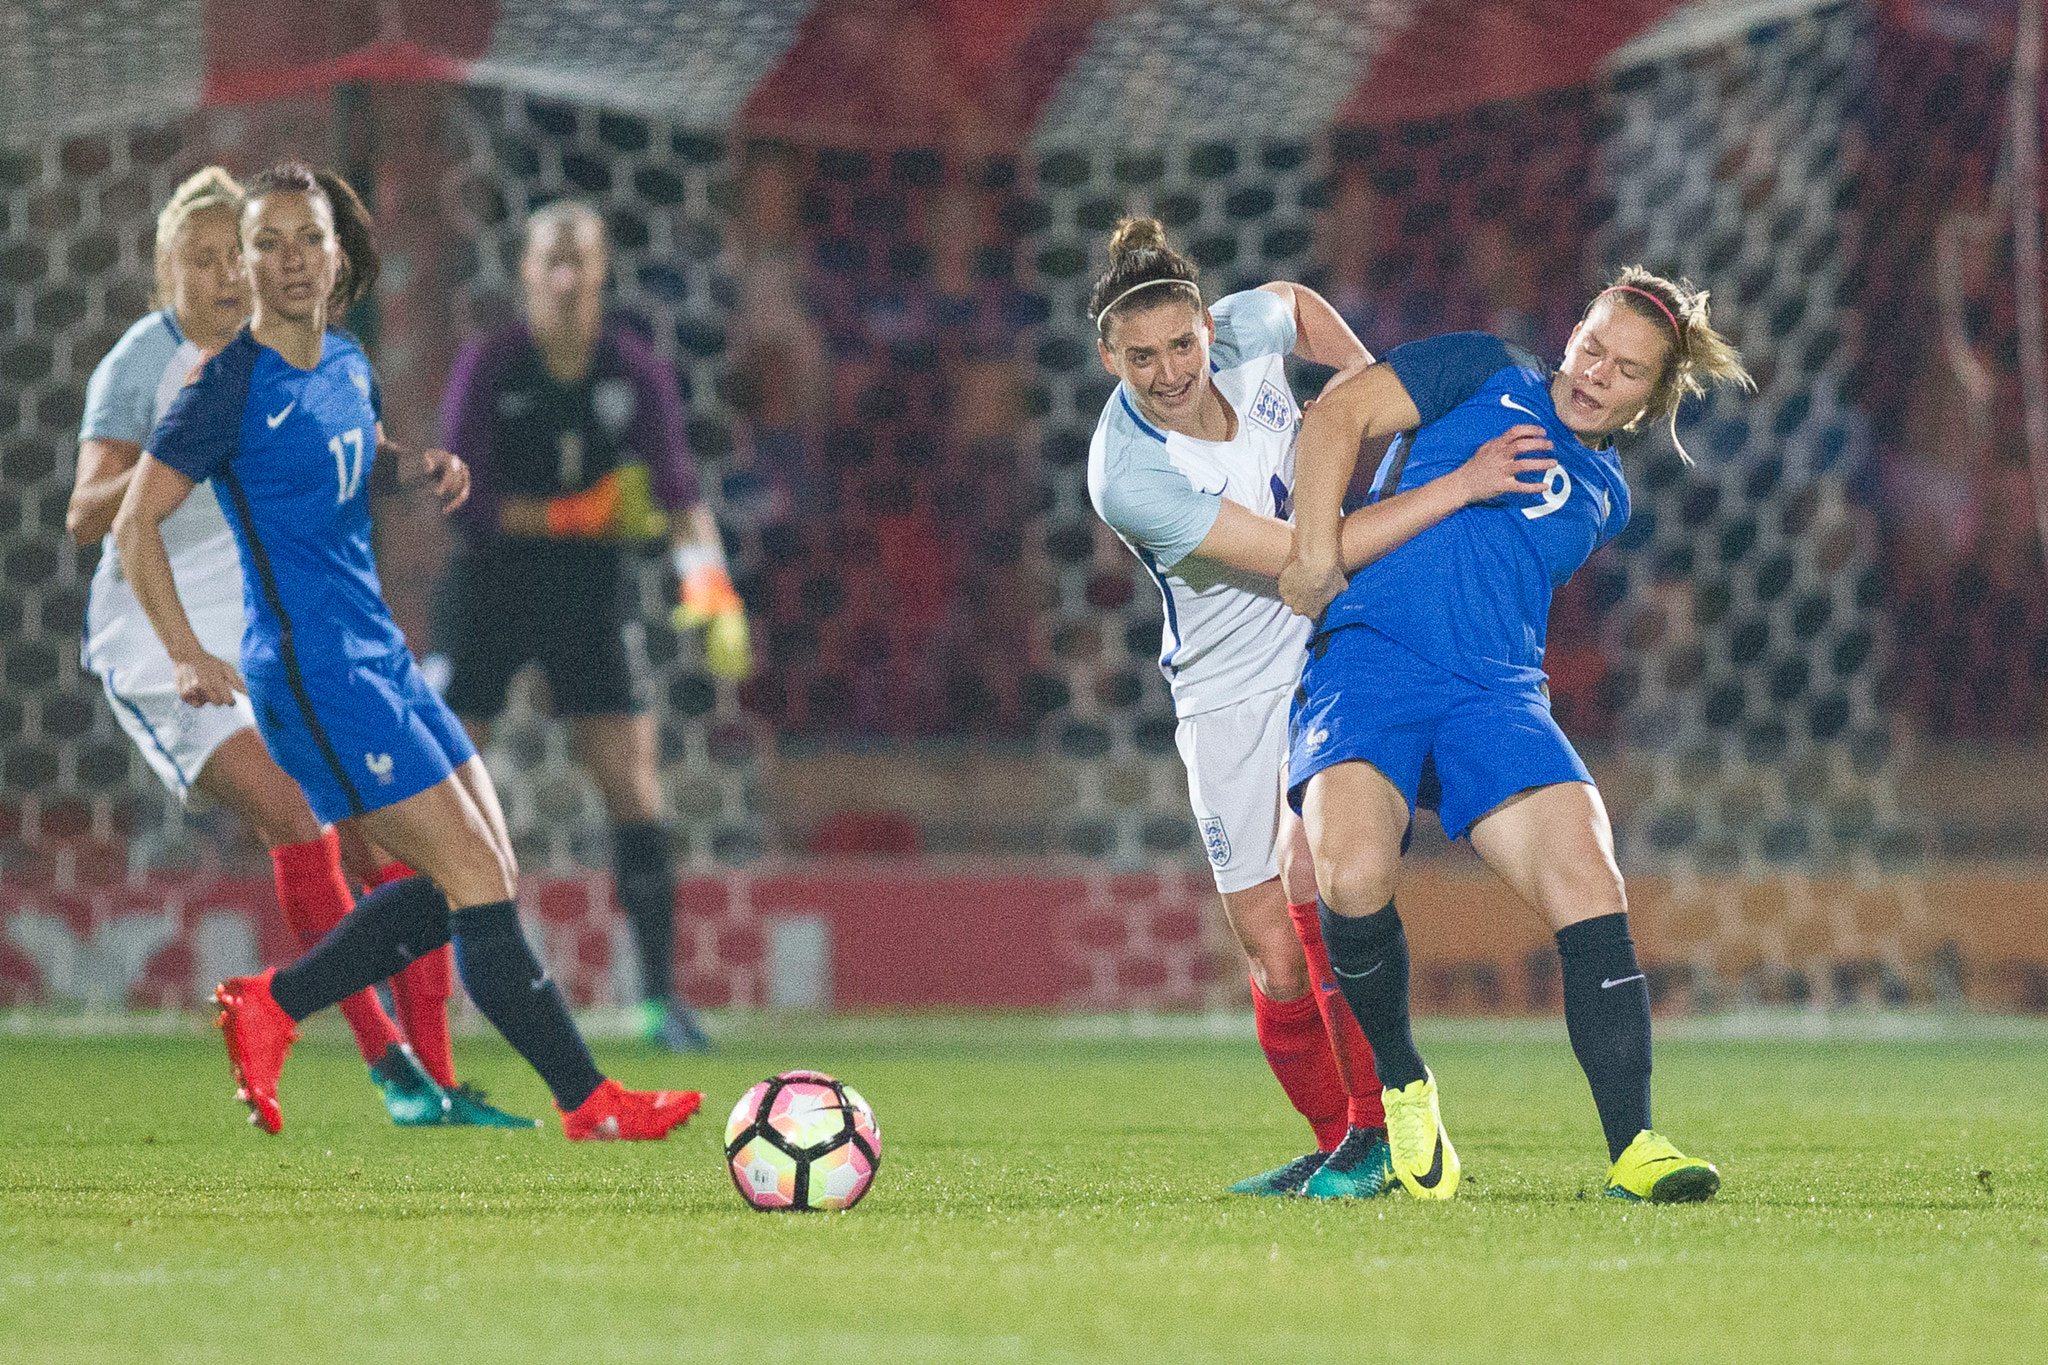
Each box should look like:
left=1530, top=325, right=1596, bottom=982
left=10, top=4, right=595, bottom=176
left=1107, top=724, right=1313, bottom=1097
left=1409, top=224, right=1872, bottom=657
left=248, top=648, right=479, bottom=825
left=1287, top=624, right=1591, bottom=839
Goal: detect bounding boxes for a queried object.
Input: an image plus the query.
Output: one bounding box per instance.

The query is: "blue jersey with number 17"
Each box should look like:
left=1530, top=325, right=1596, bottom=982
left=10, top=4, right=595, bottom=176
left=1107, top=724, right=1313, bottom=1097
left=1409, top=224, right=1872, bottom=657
left=147, top=327, right=406, bottom=679
left=1323, top=332, right=1632, bottom=693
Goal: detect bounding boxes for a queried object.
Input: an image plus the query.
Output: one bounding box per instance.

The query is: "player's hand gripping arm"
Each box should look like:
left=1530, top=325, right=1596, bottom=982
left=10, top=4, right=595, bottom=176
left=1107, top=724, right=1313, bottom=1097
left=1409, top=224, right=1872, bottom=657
left=1184, top=419, right=1558, bottom=582
left=1335, top=423, right=1557, bottom=571
left=1279, top=367, right=1559, bottom=618
left=1278, top=364, right=1418, bottom=616
left=111, top=455, right=246, bottom=707
left=671, top=505, right=751, bottom=680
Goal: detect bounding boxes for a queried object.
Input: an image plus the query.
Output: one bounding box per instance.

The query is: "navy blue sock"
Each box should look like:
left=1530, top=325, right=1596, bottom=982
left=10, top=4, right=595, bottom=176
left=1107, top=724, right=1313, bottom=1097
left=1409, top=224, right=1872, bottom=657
left=1318, top=899, right=1426, bottom=1091
left=613, top=821, right=676, bottom=1005
left=1556, top=912, right=1653, bottom=1162
left=450, top=901, right=605, bottom=1111
left=270, top=877, right=449, bottom=1022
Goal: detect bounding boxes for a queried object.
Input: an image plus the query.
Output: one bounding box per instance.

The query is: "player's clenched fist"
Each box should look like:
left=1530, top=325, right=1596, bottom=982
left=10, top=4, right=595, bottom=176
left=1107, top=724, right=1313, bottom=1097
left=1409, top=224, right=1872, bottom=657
left=420, top=446, right=470, bottom=512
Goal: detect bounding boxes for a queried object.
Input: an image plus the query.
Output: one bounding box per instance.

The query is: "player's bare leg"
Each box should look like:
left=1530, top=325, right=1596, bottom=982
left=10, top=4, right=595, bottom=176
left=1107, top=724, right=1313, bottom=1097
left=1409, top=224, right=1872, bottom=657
left=572, top=711, right=709, bottom=1052
left=1469, top=783, right=1718, bottom=1201
left=1275, top=807, right=1391, bottom=1198
left=1303, top=760, right=1457, bottom=1197
left=192, top=730, right=460, bottom=1123
left=219, top=764, right=698, bottom=1138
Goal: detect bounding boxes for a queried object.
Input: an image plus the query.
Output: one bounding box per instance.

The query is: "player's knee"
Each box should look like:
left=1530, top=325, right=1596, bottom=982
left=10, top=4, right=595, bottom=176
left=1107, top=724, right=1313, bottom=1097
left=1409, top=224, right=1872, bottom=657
left=201, top=759, right=322, bottom=850
left=1546, top=869, right=1627, bottom=928
left=1314, top=847, right=1399, bottom=917
left=1247, top=944, right=1310, bottom=1001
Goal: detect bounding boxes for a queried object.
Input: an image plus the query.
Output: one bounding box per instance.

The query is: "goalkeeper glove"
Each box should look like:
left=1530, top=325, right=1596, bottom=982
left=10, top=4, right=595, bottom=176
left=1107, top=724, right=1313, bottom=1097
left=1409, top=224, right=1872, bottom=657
left=543, top=464, right=670, bottom=541
left=672, top=540, right=751, bottom=680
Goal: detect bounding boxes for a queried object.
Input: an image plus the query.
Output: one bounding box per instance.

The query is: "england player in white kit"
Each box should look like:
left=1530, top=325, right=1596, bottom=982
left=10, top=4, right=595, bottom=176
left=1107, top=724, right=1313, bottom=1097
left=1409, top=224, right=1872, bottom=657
left=79, top=296, right=254, bottom=788
left=1084, top=218, right=1553, bottom=1196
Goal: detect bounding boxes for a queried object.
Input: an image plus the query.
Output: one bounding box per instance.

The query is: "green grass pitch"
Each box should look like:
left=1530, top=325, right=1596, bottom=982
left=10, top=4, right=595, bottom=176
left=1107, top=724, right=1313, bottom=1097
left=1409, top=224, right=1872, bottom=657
left=2, top=1016, right=2044, bottom=1363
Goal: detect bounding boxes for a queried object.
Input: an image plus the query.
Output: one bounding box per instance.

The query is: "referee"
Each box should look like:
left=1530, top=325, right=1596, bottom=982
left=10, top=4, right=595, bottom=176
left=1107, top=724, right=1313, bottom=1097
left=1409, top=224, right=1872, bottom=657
left=438, top=200, right=747, bottom=1052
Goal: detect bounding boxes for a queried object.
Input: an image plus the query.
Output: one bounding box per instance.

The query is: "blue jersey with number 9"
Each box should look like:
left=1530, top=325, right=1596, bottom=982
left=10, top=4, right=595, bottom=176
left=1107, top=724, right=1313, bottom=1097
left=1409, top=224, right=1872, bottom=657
left=1322, top=332, right=1633, bottom=693
left=147, top=326, right=406, bottom=679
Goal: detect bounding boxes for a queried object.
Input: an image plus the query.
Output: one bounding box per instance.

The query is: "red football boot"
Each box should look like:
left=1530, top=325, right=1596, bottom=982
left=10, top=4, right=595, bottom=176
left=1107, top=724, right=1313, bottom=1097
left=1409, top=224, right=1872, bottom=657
left=214, top=969, right=298, bottom=1134
left=558, top=1079, right=703, bottom=1141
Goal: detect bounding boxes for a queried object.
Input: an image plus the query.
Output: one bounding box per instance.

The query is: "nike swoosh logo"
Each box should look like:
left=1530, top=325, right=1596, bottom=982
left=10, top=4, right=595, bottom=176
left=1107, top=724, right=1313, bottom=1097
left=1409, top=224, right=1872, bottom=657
left=1499, top=393, right=1543, bottom=420
left=266, top=401, right=295, bottom=429
left=1601, top=973, right=1647, bottom=989
left=1413, top=1133, right=1446, bottom=1189
left=1332, top=962, right=1382, bottom=980
left=1195, top=483, right=1225, bottom=496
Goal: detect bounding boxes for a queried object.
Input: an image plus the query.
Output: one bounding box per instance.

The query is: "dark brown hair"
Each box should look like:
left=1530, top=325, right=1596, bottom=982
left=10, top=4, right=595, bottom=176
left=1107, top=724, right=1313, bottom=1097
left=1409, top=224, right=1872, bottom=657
left=243, top=162, right=380, bottom=312
left=1088, top=217, right=1202, bottom=342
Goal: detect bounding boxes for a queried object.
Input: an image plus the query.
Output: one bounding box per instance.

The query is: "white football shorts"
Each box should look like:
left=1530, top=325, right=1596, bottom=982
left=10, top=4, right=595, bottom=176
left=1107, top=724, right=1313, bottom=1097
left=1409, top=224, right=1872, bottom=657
left=85, top=575, right=255, bottom=801
left=1174, top=682, right=1293, bottom=895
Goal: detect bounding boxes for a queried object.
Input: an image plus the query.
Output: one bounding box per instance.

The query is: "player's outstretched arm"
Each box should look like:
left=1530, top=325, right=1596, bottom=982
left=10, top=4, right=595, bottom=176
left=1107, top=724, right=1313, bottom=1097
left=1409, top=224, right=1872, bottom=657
left=1335, top=424, right=1557, bottom=574
left=1182, top=421, right=1558, bottom=583
left=1181, top=499, right=1297, bottom=579
left=1259, top=281, right=1371, bottom=372
left=1278, top=363, right=1421, bottom=617
left=110, top=454, right=245, bottom=707
left=66, top=438, right=143, bottom=544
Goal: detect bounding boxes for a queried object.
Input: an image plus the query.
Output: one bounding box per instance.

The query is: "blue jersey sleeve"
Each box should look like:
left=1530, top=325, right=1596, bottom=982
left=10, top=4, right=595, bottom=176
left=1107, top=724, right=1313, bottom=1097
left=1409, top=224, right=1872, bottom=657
left=148, top=339, right=256, bottom=485
left=1207, top=289, right=1296, bottom=372
left=1385, top=332, right=1519, bottom=429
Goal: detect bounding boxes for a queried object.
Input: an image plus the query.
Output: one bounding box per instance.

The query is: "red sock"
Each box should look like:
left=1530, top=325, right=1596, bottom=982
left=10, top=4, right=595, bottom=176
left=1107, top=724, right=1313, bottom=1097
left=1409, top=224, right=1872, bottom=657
left=363, top=861, right=417, bottom=890
left=271, top=829, right=404, bottom=1065
left=392, top=946, right=457, bottom=1089
left=1251, top=975, right=1349, bottom=1152
left=1289, top=901, right=1385, bottom=1129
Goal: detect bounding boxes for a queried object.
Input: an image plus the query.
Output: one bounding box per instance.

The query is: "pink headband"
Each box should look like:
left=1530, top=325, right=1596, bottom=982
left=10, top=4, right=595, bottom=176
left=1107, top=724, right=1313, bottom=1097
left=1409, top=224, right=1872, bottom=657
left=1603, top=284, right=1681, bottom=339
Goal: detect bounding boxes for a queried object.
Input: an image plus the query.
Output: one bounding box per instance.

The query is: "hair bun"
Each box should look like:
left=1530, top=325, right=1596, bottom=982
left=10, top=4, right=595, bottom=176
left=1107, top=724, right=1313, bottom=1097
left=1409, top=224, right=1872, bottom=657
left=1108, top=216, right=1169, bottom=262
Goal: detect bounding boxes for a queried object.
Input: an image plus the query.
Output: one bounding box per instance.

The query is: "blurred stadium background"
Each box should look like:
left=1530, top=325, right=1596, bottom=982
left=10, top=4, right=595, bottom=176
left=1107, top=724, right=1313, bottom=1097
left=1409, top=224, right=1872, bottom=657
left=2, top=0, right=2045, bottom=1023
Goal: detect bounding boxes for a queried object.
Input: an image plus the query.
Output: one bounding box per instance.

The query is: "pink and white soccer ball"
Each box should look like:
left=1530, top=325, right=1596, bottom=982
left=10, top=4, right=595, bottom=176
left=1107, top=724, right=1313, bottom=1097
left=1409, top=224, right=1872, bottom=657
left=724, top=1070, right=880, bottom=1211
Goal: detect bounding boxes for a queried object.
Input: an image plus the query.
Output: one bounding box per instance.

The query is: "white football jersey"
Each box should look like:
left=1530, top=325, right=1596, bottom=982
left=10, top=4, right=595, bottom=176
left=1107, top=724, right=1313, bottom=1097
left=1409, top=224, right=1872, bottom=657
left=81, top=310, right=247, bottom=687
left=1087, top=289, right=1312, bottom=718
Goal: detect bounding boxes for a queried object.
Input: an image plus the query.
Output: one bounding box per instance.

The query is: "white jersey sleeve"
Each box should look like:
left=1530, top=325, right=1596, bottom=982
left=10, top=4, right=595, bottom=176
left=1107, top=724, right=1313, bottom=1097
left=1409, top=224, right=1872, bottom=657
left=1087, top=393, right=1221, bottom=572
left=1207, top=289, right=1296, bottom=373
left=80, top=310, right=185, bottom=444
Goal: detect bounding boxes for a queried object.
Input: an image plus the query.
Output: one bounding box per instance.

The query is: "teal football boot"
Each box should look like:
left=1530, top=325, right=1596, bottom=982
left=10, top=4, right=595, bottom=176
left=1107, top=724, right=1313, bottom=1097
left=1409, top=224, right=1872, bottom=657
left=443, top=1083, right=541, bottom=1129
left=1301, top=1126, right=1395, bottom=1199
left=369, top=1043, right=451, bottom=1126
left=1227, top=1150, right=1326, bottom=1196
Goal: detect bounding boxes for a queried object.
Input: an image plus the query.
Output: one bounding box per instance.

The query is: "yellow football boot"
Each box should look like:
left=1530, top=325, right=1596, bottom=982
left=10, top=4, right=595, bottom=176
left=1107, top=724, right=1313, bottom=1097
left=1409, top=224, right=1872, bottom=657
left=1382, top=1070, right=1460, bottom=1199
left=1603, top=1130, right=1721, bottom=1203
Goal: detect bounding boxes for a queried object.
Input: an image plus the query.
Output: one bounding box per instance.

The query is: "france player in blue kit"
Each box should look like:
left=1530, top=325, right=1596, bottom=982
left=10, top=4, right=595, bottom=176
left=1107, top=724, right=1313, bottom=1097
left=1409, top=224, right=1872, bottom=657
left=1279, top=268, right=1753, bottom=1203
left=113, top=163, right=700, bottom=1142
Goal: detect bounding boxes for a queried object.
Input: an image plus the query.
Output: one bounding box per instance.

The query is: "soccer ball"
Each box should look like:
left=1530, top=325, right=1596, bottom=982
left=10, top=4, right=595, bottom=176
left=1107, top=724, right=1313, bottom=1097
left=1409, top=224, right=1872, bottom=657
left=724, top=1070, right=880, bottom=1212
